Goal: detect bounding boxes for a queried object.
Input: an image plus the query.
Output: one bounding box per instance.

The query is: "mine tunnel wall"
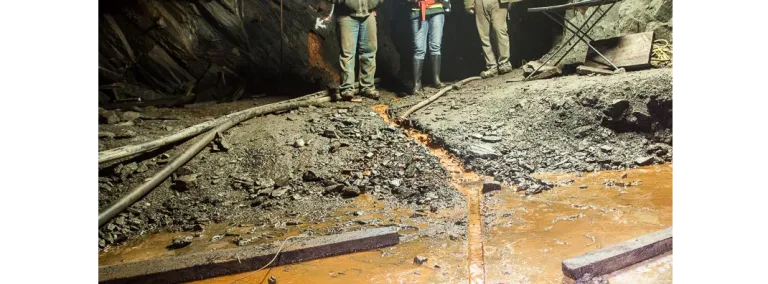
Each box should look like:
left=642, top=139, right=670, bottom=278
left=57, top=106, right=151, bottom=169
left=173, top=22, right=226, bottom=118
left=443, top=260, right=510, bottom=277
left=98, top=0, right=669, bottom=107
left=544, top=0, right=673, bottom=65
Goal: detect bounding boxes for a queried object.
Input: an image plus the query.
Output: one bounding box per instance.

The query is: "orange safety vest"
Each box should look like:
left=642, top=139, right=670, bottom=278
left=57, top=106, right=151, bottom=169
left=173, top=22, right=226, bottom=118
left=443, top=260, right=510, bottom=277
left=417, top=0, right=437, bottom=21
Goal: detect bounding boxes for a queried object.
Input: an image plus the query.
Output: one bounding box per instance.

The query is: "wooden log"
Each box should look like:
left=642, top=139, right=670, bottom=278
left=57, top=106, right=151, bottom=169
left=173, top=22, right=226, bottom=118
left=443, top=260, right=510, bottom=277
left=98, top=80, right=377, bottom=164
left=99, top=226, right=400, bottom=284
left=562, top=227, right=673, bottom=280
left=98, top=95, right=331, bottom=227
left=397, top=76, right=482, bottom=121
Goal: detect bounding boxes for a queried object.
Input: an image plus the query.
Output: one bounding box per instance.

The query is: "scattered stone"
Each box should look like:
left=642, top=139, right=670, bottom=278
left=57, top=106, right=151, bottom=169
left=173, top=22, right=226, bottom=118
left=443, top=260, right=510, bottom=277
left=268, top=276, right=277, bottom=284
left=481, top=136, right=502, bottom=143
left=466, top=144, right=501, bottom=159
left=293, top=138, right=305, bottom=148
left=389, top=179, right=402, bottom=187
left=115, top=130, right=137, bottom=139
left=341, top=186, right=361, bottom=198
left=600, top=145, right=613, bottom=152
left=211, top=132, right=231, bottom=152
left=620, top=173, right=628, bottom=179
left=271, top=187, right=288, bottom=198
left=121, top=111, right=142, bottom=122
left=170, top=235, right=193, bottom=249
left=603, top=99, right=630, bottom=119
left=302, top=170, right=321, bottom=182
left=635, top=156, right=654, bottom=166
left=482, top=181, right=502, bottom=193
left=413, top=255, right=428, bottom=265
left=99, top=109, right=121, bottom=125
left=579, top=184, right=588, bottom=189
left=470, top=133, right=483, bottom=139
left=99, top=131, right=116, bottom=139
left=365, top=152, right=374, bottom=158
left=173, top=174, right=198, bottom=191
left=323, top=129, right=339, bottom=138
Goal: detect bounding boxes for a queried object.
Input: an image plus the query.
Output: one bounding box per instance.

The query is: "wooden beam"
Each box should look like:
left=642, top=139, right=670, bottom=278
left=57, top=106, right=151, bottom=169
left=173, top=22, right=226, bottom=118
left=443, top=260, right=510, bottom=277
left=562, top=227, right=672, bottom=280
left=99, top=227, right=400, bottom=284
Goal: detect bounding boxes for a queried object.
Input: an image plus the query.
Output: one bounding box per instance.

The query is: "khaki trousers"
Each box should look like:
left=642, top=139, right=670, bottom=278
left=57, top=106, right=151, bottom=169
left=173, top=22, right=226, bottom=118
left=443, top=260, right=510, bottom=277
left=475, top=0, right=509, bottom=69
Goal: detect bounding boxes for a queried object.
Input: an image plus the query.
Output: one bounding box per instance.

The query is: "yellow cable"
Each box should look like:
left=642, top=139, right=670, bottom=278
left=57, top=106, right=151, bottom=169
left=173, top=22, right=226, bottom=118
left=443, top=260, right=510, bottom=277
left=651, top=39, right=673, bottom=66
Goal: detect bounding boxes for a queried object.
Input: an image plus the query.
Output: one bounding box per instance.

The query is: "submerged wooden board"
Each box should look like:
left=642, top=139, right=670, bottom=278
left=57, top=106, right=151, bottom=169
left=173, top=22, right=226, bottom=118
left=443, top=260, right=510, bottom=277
left=585, top=31, right=654, bottom=70
left=99, top=227, right=400, bottom=284
left=562, top=226, right=672, bottom=280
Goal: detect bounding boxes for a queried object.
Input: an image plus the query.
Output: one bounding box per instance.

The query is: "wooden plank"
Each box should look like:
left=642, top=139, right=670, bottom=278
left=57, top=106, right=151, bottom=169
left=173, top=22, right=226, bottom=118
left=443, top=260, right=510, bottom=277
left=576, top=65, right=616, bottom=76
left=585, top=31, right=654, bottom=70
left=99, top=227, right=399, bottom=284
left=562, top=226, right=672, bottom=280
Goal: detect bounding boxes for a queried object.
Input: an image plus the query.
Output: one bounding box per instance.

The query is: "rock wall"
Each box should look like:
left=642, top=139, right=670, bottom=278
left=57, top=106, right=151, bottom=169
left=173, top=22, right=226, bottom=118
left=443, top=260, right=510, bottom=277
left=99, top=0, right=361, bottom=107
left=542, top=0, right=673, bottom=66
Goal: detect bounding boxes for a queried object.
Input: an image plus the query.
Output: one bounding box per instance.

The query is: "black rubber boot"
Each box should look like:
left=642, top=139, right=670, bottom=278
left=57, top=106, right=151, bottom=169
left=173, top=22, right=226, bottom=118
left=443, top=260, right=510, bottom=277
left=411, top=58, right=424, bottom=95
left=431, top=55, right=444, bottom=88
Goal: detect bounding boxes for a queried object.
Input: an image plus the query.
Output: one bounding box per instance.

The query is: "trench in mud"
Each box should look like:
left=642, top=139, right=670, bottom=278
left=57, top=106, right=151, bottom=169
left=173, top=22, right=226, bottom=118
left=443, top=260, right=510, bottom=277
left=372, top=104, right=488, bottom=284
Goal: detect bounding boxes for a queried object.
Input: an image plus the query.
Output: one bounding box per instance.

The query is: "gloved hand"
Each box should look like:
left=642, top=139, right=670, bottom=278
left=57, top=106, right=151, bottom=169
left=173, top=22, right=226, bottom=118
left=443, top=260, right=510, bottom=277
left=443, top=0, right=451, bottom=12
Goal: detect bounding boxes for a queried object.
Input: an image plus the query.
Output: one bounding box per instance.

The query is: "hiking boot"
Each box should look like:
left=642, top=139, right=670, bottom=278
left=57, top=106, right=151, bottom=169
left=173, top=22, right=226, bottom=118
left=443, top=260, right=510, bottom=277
left=480, top=67, right=498, bottom=79
left=498, top=62, right=513, bottom=75
left=360, top=88, right=380, bottom=99
left=339, top=89, right=355, bottom=101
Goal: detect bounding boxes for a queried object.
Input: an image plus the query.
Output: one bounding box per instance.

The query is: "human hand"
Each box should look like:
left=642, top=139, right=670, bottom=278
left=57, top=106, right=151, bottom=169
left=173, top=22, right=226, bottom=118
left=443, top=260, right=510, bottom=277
left=467, top=7, right=474, bottom=15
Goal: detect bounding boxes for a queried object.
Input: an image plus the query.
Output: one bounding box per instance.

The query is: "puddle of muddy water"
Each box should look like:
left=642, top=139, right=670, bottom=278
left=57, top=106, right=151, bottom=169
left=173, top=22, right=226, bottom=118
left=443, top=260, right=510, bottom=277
left=483, top=164, right=673, bottom=284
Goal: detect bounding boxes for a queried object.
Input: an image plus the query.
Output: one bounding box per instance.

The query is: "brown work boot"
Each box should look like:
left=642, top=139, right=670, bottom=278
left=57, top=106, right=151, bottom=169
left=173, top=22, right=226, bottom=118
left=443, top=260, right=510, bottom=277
left=480, top=67, right=498, bottom=79
left=498, top=62, right=513, bottom=75
left=360, top=88, right=380, bottom=100
left=339, top=89, right=355, bottom=101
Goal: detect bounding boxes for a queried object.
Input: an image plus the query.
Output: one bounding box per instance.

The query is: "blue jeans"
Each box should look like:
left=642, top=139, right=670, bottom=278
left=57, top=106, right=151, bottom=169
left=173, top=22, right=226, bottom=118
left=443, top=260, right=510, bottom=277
left=337, top=15, right=378, bottom=92
left=411, top=13, right=445, bottom=60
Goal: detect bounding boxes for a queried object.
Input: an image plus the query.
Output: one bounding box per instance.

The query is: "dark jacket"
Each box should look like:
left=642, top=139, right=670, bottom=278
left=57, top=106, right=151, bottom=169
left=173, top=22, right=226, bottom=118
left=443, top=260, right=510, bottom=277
left=329, top=0, right=384, bottom=17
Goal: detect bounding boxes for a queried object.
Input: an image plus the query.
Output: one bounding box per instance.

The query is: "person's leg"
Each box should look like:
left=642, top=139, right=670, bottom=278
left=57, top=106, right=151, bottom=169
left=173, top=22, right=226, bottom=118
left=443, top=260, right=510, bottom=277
left=411, top=15, right=428, bottom=95
left=491, top=2, right=511, bottom=74
left=427, top=13, right=445, bottom=87
left=475, top=0, right=497, bottom=78
left=358, top=14, right=379, bottom=98
left=337, top=15, right=360, bottom=99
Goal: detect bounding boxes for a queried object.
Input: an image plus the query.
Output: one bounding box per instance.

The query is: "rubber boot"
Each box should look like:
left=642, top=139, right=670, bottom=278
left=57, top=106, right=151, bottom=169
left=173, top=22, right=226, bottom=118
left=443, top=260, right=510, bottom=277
left=431, top=55, right=444, bottom=88
left=411, top=58, right=424, bottom=95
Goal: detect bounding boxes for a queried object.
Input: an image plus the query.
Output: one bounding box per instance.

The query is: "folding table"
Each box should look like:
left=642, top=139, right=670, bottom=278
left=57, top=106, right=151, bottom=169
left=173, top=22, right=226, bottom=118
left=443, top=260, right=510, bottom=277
left=524, top=0, right=623, bottom=81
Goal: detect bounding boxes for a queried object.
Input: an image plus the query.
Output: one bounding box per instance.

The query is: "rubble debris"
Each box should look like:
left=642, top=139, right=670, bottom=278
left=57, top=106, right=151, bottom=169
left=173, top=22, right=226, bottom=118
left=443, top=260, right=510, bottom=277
left=211, top=132, right=231, bottom=152
left=169, top=235, right=193, bottom=249
left=121, top=111, right=142, bottom=122
left=99, top=108, right=121, bottom=125
left=482, top=181, right=502, bottom=193
left=413, top=255, right=428, bottom=265
left=635, top=156, right=654, bottom=166
left=173, top=174, right=198, bottom=192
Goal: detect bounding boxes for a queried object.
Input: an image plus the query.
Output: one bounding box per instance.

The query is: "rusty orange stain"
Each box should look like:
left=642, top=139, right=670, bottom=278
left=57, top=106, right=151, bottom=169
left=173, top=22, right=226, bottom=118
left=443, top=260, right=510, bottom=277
left=308, top=33, right=340, bottom=82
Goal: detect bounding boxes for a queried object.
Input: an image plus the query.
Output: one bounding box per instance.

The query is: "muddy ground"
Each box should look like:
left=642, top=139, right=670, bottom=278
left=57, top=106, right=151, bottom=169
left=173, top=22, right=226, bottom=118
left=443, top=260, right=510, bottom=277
left=390, top=68, right=673, bottom=193
left=98, top=96, right=467, bottom=249
left=98, top=66, right=672, bottom=260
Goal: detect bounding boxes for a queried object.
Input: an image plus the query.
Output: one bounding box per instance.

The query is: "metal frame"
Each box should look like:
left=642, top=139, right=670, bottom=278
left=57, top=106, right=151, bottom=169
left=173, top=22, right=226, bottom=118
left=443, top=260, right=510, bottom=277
left=524, top=0, right=621, bottom=81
